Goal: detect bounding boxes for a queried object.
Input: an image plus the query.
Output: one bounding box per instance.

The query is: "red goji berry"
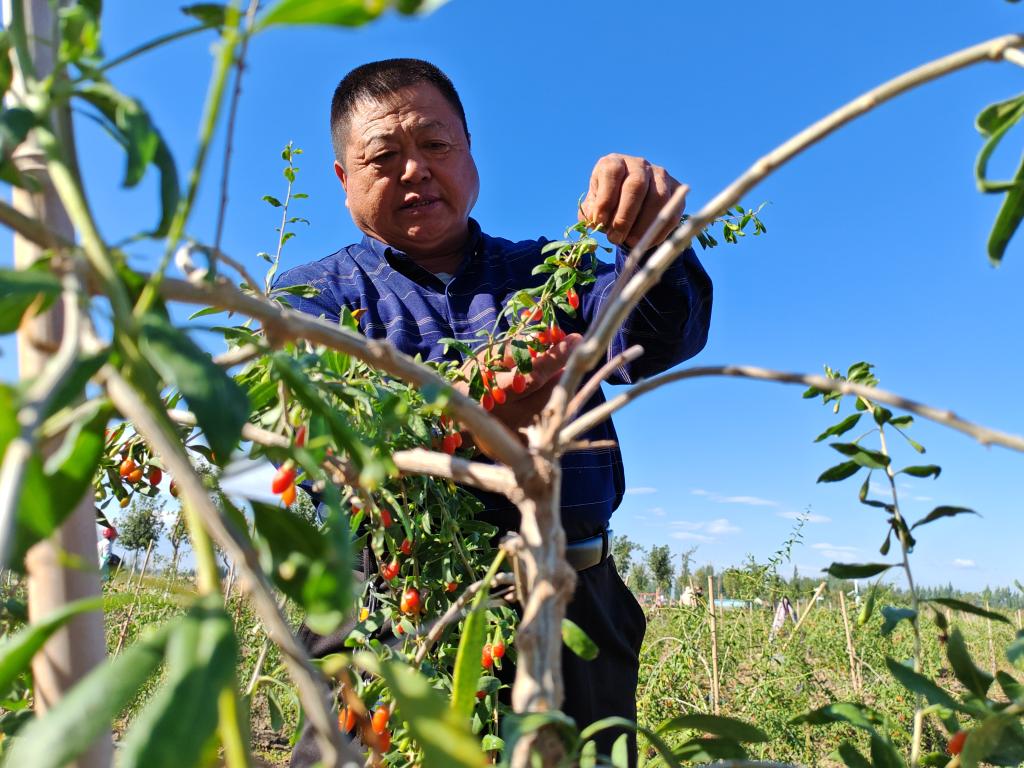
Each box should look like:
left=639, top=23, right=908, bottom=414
left=280, top=483, right=297, bottom=506
left=371, top=707, right=390, bottom=735
left=511, top=373, right=526, bottom=394
left=271, top=464, right=296, bottom=494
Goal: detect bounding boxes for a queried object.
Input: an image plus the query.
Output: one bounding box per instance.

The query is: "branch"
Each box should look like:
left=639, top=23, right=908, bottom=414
left=0, top=197, right=71, bottom=251
left=559, top=364, right=1024, bottom=453
left=412, top=572, right=515, bottom=666
left=165, top=410, right=519, bottom=497
left=212, top=343, right=262, bottom=368
left=545, top=33, right=1024, bottom=438
left=155, top=273, right=532, bottom=474
left=102, top=369, right=361, bottom=768
left=0, top=267, right=85, bottom=570
left=565, top=344, right=643, bottom=424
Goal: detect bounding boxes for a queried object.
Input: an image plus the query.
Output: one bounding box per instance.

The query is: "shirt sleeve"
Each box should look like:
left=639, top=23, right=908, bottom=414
left=272, top=263, right=344, bottom=324
left=578, top=244, right=713, bottom=384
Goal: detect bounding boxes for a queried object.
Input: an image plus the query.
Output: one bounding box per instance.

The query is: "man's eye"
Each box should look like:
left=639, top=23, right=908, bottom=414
left=372, top=152, right=395, bottom=163
left=426, top=142, right=449, bottom=152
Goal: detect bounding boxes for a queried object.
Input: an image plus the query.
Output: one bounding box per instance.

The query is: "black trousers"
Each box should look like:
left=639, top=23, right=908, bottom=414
left=289, top=556, right=646, bottom=767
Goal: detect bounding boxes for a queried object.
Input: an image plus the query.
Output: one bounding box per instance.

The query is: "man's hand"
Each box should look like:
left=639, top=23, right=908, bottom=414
left=457, top=333, right=582, bottom=441
left=579, top=154, right=686, bottom=249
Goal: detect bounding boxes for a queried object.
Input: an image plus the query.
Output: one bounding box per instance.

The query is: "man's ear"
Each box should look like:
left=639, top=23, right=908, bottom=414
left=334, top=160, right=350, bottom=209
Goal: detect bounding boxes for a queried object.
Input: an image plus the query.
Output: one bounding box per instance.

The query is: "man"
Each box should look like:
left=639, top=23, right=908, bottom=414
left=279, top=59, right=712, bottom=764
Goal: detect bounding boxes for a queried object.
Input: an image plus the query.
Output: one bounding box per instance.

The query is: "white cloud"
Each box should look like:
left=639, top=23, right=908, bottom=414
left=812, top=542, right=859, bottom=559
left=649, top=507, right=667, bottom=517
left=778, top=510, right=831, bottom=524
left=869, top=481, right=890, bottom=495
left=690, top=489, right=779, bottom=507
left=707, top=518, right=741, bottom=535
left=625, top=486, right=657, bottom=495
left=912, top=495, right=933, bottom=503
left=667, top=518, right=741, bottom=541
left=670, top=531, right=713, bottom=542
left=952, top=558, right=976, bottom=569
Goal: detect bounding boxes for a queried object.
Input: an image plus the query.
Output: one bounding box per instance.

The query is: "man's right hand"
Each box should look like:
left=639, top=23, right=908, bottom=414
left=458, top=333, right=583, bottom=440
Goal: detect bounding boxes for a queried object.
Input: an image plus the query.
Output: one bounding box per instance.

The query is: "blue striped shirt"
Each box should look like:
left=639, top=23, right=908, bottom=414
left=275, top=219, right=712, bottom=541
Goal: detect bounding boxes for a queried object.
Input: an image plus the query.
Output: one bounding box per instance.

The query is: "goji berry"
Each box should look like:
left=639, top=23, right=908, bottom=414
left=371, top=707, right=390, bottom=735
left=377, top=729, right=391, bottom=752
left=511, top=373, right=526, bottom=394
left=480, top=368, right=495, bottom=388
left=169, top=479, right=179, bottom=498
left=119, top=458, right=137, bottom=478
left=294, top=424, right=306, bottom=447
left=567, top=288, right=580, bottom=310
left=452, top=432, right=463, bottom=448
left=280, top=483, right=296, bottom=506
left=271, top=464, right=296, bottom=494
left=400, top=586, right=421, bottom=614
left=126, top=468, right=143, bottom=484
left=480, top=392, right=494, bottom=412
left=400, top=538, right=412, bottom=555
left=445, top=581, right=458, bottom=592
left=948, top=730, right=967, bottom=755
left=147, top=468, right=162, bottom=486
left=492, top=641, right=506, bottom=659
left=339, top=707, right=357, bottom=733
left=481, top=646, right=494, bottom=669
left=380, top=508, right=393, bottom=528
left=442, top=433, right=458, bottom=455
left=491, top=387, right=506, bottom=406
left=119, top=496, right=130, bottom=508
left=380, top=559, right=400, bottom=581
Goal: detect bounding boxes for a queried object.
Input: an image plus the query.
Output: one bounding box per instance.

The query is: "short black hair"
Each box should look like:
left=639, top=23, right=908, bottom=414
left=330, top=58, right=469, bottom=164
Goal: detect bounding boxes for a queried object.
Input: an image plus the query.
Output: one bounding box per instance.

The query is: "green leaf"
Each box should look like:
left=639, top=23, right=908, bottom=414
left=267, top=688, right=284, bottom=732
left=947, top=628, right=993, bottom=698
left=0, top=266, right=61, bottom=333
left=817, top=460, right=861, bottom=483
left=911, top=506, right=977, bottom=530
left=259, top=0, right=383, bottom=30
left=897, top=465, right=941, bottom=479
left=139, top=312, right=248, bottom=461
left=791, top=701, right=886, bottom=733
left=610, top=733, right=629, bottom=767
left=961, top=713, right=1015, bottom=768
left=4, top=619, right=174, bottom=768
left=562, top=618, right=599, bottom=660
left=829, top=442, right=890, bottom=469
left=835, top=741, right=872, bottom=768
left=1007, top=632, right=1024, bottom=669
left=181, top=3, right=230, bottom=26
left=926, top=598, right=1010, bottom=624
left=880, top=606, right=917, bottom=636
left=119, top=596, right=238, bottom=768
left=813, top=413, right=863, bottom=442
left=987, top=152, right=1024, bottom=265
left=0, top=107, right=37, bottom=160
left=360, top=654, right=485, bottom=768
left=996, top=670, right=1024, bottom=704
left=657, top=713, right=768, bottom=742
left=75, top=83, right=179, bottom=235
left=870, top=733, right=907, bottom=768
left=450, top=573, right=491, bottom=723
left=857, top=584, right=877, bottom=626
left=0, top=596, right=107, bottom=695
left=825, top=562, right=893, bottom=579
left=261, top=194, right=282, bottom=207
left=884, top=657, right=966, bottom=712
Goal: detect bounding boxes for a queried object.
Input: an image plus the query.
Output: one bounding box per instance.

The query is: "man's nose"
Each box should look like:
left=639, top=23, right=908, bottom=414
left=400, top=151, right=430, bottom=184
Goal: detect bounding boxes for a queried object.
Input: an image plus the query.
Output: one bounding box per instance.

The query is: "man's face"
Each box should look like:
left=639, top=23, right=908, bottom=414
left=336, top=83, right=480, bottom=260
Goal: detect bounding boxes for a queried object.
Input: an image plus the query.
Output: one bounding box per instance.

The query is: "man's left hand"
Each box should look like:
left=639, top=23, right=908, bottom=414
left=579, top=154, right=686, bottom=249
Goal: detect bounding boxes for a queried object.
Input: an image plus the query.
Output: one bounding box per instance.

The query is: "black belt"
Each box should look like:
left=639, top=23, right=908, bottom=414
left=565, top=528, right=611, bottom=572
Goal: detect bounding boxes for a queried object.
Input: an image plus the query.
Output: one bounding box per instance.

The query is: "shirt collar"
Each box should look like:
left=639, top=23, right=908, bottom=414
left=359, top=218, right=483, bottom=268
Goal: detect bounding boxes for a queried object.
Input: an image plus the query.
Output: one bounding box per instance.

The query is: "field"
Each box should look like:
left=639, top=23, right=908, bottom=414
left=24, top=564, right=1016, bottom=766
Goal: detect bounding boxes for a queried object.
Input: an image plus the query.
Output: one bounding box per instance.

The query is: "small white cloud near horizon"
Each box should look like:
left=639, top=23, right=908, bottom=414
left=649, top=506, right=667, bottom=517
left=778, top=510, right=831, bottom=524
left=671, top=531, right=713, bottom=542
left=707, top=518, right=741, bottom=535
left=953, top=558, right=976, bottom=569
left=812, top=542, right=859, bottom=559
left=625, top=486, right=658, bottom=495
left=690, top=489, right=779, bottom=507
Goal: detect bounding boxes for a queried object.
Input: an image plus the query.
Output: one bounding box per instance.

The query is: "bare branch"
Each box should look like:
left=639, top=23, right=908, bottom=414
left=565, top=344, right=643, bottom=424
left=213, top=343, right=262, bottom=368
left=103, top=369, right=361, bottom=768
left=0, top=267, right=85, bottom=570
left=545, top=33, right=1024, bottom=439
left=1004, top=47, right=1024, bottom=69
left=155, top=273, right=532, bottom=473
left=165, top=410, right=520, bottom=497
left=560, top=364, right=1024, bottom=453
left=0, top=197, right=71, bottom=251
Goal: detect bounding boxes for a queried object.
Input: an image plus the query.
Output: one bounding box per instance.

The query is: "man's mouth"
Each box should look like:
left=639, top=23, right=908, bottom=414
left=401, top=197, right=440, bottom=210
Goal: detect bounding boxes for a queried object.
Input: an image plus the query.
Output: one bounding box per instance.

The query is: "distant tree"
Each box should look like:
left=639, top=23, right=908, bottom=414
left=647, top=544, right=674, bottom=595
left=118, top=497, right=165, bottom=569
left=630, top=563, right=651, bottom=594
left=166, top=506, right=189, bottom=585
left=611, top=535, right=640, bottom=581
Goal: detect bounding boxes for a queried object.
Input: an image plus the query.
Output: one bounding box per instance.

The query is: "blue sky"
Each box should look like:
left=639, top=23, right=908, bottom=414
left=3, top=1, right=1023, bottom=590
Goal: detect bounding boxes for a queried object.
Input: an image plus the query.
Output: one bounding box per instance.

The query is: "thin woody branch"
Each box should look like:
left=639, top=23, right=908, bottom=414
left=165, top=410, right=520, bottom=497
left=560, top=364, right=1024, bottom=453
left=565, top=344, right=643, bottom=424
left=154, top=273, right=532, bottom=475
left=545, top=33, right=1024, bottom=438
left=102, top=369, right=361, bottom=768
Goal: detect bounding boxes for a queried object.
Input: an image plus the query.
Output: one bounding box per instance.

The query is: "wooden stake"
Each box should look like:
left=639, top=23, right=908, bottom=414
left=839, top=590, right=861, bottom=694
left=8, top=2, right=113, bottom=765
left=784, top=581, right=827, bottom=649
left=707, top=575, right=720, bottom=715
left=986, top=600, right=997, bottom=675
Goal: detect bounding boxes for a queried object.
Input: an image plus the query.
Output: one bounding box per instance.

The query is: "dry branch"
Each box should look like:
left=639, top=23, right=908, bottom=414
left=561, top=364, right=1024, bottom=453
